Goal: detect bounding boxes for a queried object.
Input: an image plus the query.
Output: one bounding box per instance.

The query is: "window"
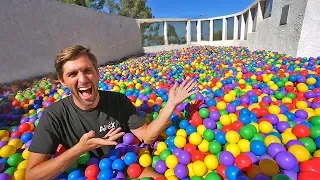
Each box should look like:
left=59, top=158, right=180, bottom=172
left=264, top=0, right=273, bottom=19
left=280, top=5, right=290, bottom=25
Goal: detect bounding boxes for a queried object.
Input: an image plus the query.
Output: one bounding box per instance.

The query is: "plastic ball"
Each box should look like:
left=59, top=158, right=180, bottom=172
left=275, top=151, right=298, bottom=170
left=192, top=160, right=208, bottom=176
left=250, top=140, right=266, bottom=156
left=288, top=145, right=310, bottom=162
left=124, top=152, right=137, bottom=165
left=127, top=164, right=142, bottom=178
left=165, top=155, right=179, bottom=169
left=139, top=154, right=152, bottom=168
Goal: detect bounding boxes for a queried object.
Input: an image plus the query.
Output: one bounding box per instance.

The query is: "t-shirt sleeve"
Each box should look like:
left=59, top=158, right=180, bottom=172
left=122, top=95, right=146, bottom=130
left=29, top=109, right=61, bottom=154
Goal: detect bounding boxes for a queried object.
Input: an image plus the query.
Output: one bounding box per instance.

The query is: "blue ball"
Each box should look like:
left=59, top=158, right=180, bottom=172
left=68, top=169, right=83, bottom=180
left=315, top=136, right=320, bottom=149
left=112, top=159, right=125, bottom=171
left=76, top=177, right=86, bottom=180
left=98, top=169, right=113, bottom=179
left=186, top=125, right=196, bottom=135
left=225, top=165, right=241, bottom=180
left=250, top=140, right=266, bottom=156
left=21, top=132, right=33, bottom=143
left=108, top=149, right=120, bottom=161
left=99, top=158, right=112, bottom=170
left=215, top=132, right=226, bottom=145
left=179, top=120, right=190, bottom=129
left=170, top=113, right=179, bottom=122
left=123, top=152, right=137, bottom=165
left=166, top=126, right=176, bottom=136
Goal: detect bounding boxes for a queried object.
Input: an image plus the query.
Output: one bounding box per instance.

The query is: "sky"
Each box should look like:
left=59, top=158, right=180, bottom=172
left=146, top=0, right=255, bottom=19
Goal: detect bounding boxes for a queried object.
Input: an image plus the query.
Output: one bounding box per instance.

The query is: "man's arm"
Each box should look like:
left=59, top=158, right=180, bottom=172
left=26, top=129, right=124, bottom=180
left=131, top=79, right=198, bottom=144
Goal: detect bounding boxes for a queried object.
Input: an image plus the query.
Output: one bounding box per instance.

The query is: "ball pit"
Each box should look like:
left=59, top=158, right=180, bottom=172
left=0, top=46, right=320, bottom=179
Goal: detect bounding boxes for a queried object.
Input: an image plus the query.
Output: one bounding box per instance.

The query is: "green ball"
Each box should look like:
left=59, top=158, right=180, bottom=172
left=144, top=87, right=152, bottom=94
left=288, top=121, right=296, bottom=128
left=152, top=156, right=160, bottom=168
left=160, top=149, right=171, bottom=160
left=275, top=91, right=284, bottom=100
left=272, top=173, right=291, bottom=180
left=151, top=112, right=159, bottom=120
left=311, top=126, right=320, bottom=139
left=199, top=108, right=210, bottom=118
left=66, top=161, right=78, bottom=173
left=216, top=122, right=222, bottom=130
left=35, top=119, right=39, bottom=127
left=120, top=89, right=126, bottom=94
left=77, top=152, right=90, bottom=165
left=203, top=129, right=215, bottom=142
left=190, top=94, right=197, bottom=100
left=205, top=172, right=222, bottom=180
left=247, top=124, right=258, bottom=134
left=120, top=83, right=126, bottom=89
left=141, top=177, right=152, bottom=180
left=310, top=116, right=320, bottom=126
left=240, top=126, right=254, bottom=140
left=299, top=137, right=317, bottom=153
left=191, top=176, right=205, bottom=180
left=251, top=133, right=264, bottom=142
left=287, top=92, right=296, bottom=99
left=209, top=141, right=222, bottom=154
left=7, top=153, right=23, bottom=167
left=219, top=110, right=228, bottom=115
left=4, top=167, right=16, bottom=175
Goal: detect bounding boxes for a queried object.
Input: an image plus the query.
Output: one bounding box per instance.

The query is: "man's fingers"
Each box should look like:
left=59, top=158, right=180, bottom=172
left=179, top=79, right=188, bottom=88
left=83, top=130, right=95, bottom=140
left=108, top=127, right=122, bottom=136
left=106, top=128, right=116, bottom=135
left=108, top=132, right=125, bottom=141
left=89, top=138, right=118, bottom=146
left=184, top=79, right=194, bottom=90
left=186, top=82, right=198, bottom=92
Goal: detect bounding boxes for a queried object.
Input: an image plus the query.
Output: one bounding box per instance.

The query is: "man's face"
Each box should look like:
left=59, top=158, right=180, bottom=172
left=59, top=54, right=100, bottom=110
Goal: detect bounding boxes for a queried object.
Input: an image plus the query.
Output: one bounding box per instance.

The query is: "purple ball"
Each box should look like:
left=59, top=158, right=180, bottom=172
left=176, top=104, right=185, bottom=111
left=178, top=151, right=191, bottom=165
left=266, top=114, right=279, bottom=125
left=275, top=151, right=298, bottom=170
left=295, top=110, right=308, bottom=119
left=305, top=91, right=315, bottom=99
left=226, top=103, right=236, bottom=113
left=282, top=170, right=297, bottom=180
left=24, top=140, right=32, bottom=149
left=276, top=122, right=290, bottom=133
left=312, top=102, right=320, bottom=109
left=115, top=171, right=125, bottom=179
left=86, top=157, right=99, bottom=166
left=29, top=117, right=37, bottom=123
left=258, top=154, right=273, bottom=161
left=203, top=118, right=216, bottom=129
left=0, top=141, right=8, bottom=149
left=174, top=164, right=188, bottom=179
left=209, top=111, right=220, bottom=121
left=219, top=151, right=234, bottom=166
left=286, top=140, right=304, bottom=149
left=115, top=144, right=127, bottom=156
left=155, top=160, right=167, bottom=174
left=240, top=95, right=250, bottom=104
left=267, top=143, right=286, bottom=158
left=0, top=173, right=10, bottom=180
left=262, top=96, right=272, bottom=104
left=255, top=174, right=271, bottom=180
left=245, top=152, right=258, bottom=164
left=20, top=116, right=29, bottom=124
left=293, top=118, right=305, bottom=124
left=173, top=148, right=182, bottom=157
left=0, top=163, right=5, bottom=173
left=123, top=133, right=134, bottom=145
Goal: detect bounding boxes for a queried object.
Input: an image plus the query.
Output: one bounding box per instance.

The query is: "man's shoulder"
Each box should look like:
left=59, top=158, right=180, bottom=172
left=42, top=95, right=71, bottom=115
left=99, top=90, right=125, bottom=99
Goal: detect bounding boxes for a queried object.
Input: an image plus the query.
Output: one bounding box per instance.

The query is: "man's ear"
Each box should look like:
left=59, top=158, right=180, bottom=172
left=58, top=76, right=66, bottom=87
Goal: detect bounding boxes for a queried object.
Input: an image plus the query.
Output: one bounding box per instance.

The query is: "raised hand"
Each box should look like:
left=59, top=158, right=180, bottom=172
left=76, top=127, right=125, bottom=153
left=167, top=79, right=199, bottom=107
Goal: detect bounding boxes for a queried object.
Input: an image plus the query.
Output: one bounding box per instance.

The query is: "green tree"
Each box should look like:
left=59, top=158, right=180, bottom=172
left=106, top=0, right=152, bottom=19
left=213, top=30, right=222, bottom=40
left=58, top=0, right=105, bottom=10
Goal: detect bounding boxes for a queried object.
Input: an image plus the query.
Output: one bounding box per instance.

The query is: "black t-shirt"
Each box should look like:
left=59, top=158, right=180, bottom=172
left=29, top=90, right=145, bottom=158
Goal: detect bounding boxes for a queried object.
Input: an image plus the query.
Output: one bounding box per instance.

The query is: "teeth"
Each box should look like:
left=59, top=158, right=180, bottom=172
left=78, top=86, right=91, bottom=91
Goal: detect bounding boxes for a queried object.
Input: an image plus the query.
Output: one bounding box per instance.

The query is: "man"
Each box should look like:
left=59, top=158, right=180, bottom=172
left=26, top=45, right=198, bottom=180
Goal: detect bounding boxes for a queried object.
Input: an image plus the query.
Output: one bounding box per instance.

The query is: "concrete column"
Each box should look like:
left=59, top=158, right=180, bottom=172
left=164, top=21, right=168, bottom=45
left=233, top=16, right=239, bottom=40
left=256, top=1, right=264, bottom=23
left=209, top=19, right=213, bottom=41
left=222, top=18, right=227, bottom=40
left=240, top=14, right=245, bottom=40
left=197, top=20, right=201, bottom=42
left=247, top=10, right=253, bottom=34
left=186, top=20, right=191, bottom=44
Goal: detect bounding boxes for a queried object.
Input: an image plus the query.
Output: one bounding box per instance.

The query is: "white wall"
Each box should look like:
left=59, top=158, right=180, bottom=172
left=296, top=0, right=320, bottom=57
left=0, top=0, right=142, bottom=84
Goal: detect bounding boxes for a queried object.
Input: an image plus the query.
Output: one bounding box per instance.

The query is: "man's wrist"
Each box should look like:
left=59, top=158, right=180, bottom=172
left=72, top=143, right=85, bottom=157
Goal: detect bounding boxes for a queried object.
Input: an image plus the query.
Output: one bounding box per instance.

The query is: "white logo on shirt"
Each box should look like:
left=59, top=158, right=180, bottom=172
left=99, top=122, right=116, bottom=132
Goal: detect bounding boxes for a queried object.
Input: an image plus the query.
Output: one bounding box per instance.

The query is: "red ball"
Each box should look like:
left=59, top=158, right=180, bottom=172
left=18, top=123, right=32, bottom=133
left=285, top=85, right=294, bottom=92
left=191, top=150, right=205, bottom=162
left=298, top=171, right=320, bottom=180
left=232, top=121, right=244, bottom=131
left=190, top=116, right=203, bottom=127
left=86, top=177, right=97, bottom=180
left=221, top=125, right=233, bottom=133
left=184, top=143, right=196, bottom=153
left=127, top=164, right=142, bottom=178
left=155, top=177, right=166, bottom=180
left=216, top=164, right=227, bottom=179
left=251, top=108, right=261, bottom=118
left=235, top=153, right=252, bottom=171
left=11, top=131, right=22, bottom=137
left=85, top=165, right=100, bottom=178
left=11, top=100, right=20, bottom=107
left=128, top=96, right=136, bottom=103
left=300, top=159, right=320, bottom=174
left=149, top=93, right=157, bottom=100
left=292, top=124, right=311, bottom=138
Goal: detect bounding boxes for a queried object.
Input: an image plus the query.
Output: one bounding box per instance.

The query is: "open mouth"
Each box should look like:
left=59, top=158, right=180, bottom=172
left=78, top=86, right=93, bottom=100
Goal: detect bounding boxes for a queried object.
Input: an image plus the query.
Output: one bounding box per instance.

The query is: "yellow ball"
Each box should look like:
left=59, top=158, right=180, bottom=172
left=197, top=125, right=206, bottom=136
left=198, top=139, right=209, bottom=153
left=165, top=155, right=179, bottom=169
left=204, top=154, right=219, bottom=170
left=176, top=129, right=187, bottom=138
left=297, top=83, right=308, bottom=92
left=281, top=132, right=297, bottom=144
left=237, top=139, right=251, bottom=152
left=138, top=148, right=150, bottom=156
left=226, top=143, right=241, bottom=157
left=220, top=114, right=232, bottom=126
left=139, top=154, right=152, bottom=167
left=0, top=145, right=16, bottom=158
left=264, top=135, right=281, bottom=146
left=226, top=131, right=240, bottom=144
left=192, top=160, right=208, bottom=176
left=22, top=149, right=30, bottom=160
left=315, top=108, right=320, bottom=116
left=174, top=135, right=186, bottom=148
left=17, top=160, right=28, bottom=170
left=167, top=175, right=179, bottom=180
left=224, top=94, right=233, bottom=103
left=189, top=132, right=203, bottom=146
left=13, top=169, right=25, bottom=180
left=0, top=130, right=9, bottom=139
left=156, top=142, right=168, bottom=153
left=306, top=77, right=316, bottom=85
left=217, top=101, right=226, bottom=110
left=268, top=105, right=280, bottom=115
left=314, top=150, right=320, bottom=157
left=187, top=163, right=195, bottom=177
left=258, top=121, right=273, bottom=134
left=288, top=145, right=310, bottom=162
left=296, top=101, right=308, bottom=109
left=165, top=168, right=175, bottom=177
